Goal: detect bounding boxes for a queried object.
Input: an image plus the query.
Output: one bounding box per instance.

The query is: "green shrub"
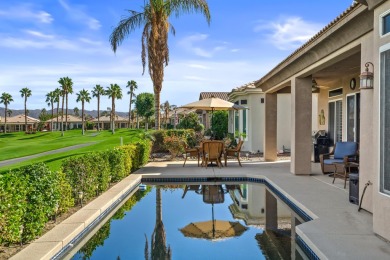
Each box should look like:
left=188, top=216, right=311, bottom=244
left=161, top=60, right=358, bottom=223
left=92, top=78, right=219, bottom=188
left=57, top=170, right=74, bottom=214
left=0, top=172, right=28, bottom=244
left=19, top=163, right=60, bottom=242
left=211, top=111, right=228, bottom=140
left=152, top=129, right=196, bottom=152
left=106, top=149, right=127, bottom=182
left=163, top=134, right=187, bottom=159
left=62, top=156, right=98, bottom=201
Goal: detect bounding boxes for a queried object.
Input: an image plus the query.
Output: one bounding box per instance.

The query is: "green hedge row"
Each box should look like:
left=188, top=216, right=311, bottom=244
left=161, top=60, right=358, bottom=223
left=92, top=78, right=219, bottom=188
left=0, top=140, right=151, bottom=245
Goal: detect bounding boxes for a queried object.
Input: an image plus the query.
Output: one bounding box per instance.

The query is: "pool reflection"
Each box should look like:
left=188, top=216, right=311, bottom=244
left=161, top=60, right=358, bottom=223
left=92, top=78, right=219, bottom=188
left=72, top=183, right=306, bottom=260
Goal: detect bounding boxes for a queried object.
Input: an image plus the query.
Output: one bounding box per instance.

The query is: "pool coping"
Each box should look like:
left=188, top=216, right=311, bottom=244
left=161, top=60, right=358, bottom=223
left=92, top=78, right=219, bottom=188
left=12, top=172, right=323, bottom=260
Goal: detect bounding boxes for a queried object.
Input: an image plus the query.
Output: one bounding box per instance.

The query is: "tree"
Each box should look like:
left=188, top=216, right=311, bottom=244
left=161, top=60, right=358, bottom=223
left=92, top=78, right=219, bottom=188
left=135, top=92, right=154, bottom=130
left=211, top=110, right=228, bottom=140
left=7, top=109, right=12, bottom=117
left=0, top=92, right=13, bottom=133
left=92, top=84, right=105, bottom=131
left=73, top=107, right=79, bottom=117
left=163, top=100, right=170, bottom=129
left=177, top=112, right=203, bottom=131
left=76, top=89, right=92, bottom=135
left=20, top=87, right=32, bottom=132
left=105, top=84, right=123, bottom=134
left=126, top=80, right=138, bottom=128
left=58, top=76, right=73, bottom=136
left=110, top=0, right=211, bottom=130
left=46, top=91, right=56, bottom=131
left=53, top=88, right=61, bottom=130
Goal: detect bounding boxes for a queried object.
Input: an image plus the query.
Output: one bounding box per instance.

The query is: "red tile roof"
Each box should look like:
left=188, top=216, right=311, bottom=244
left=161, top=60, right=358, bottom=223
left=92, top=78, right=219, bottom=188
left=199, top=92, right=229, bottom=101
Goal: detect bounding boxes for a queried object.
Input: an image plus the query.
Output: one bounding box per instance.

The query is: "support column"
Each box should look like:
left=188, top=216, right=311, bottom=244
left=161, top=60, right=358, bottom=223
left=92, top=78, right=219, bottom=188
left=264, top=93, right=278, bottom=161
left=265, top=189, right=277, bottom=230
left=291, top=77, right=312, bottom=175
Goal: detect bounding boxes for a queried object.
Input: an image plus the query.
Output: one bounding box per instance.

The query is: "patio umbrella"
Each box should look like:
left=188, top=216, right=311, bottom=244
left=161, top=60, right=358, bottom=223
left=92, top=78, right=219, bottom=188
left=180, top=185, right=248, bottom=241
left=180, top=97, right=245, bottom=133
left=180, top=219, right=248, bottom=241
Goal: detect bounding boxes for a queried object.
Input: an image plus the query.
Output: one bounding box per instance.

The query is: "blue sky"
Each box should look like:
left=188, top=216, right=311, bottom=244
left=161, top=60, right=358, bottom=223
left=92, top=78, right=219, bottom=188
left=0, top=0, right=354, bottom=113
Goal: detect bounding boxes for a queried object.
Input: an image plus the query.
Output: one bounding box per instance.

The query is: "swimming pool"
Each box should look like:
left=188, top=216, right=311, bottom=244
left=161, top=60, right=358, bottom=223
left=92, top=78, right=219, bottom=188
left=68, top=183, right=310, bottom=259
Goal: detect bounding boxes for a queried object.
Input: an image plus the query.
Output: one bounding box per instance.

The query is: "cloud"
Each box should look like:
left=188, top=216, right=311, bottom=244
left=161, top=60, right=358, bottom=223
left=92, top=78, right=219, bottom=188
left=0, top=4, right=53, bottom=24
left=254, top=16, right=323, bottom=50
left=58, top=0, right=101, bottom=30
left=188, top=64, right=210, bottom=70
left=24, top=30, right=55, bottom=39
left=178, top=33, right=227, bottom=58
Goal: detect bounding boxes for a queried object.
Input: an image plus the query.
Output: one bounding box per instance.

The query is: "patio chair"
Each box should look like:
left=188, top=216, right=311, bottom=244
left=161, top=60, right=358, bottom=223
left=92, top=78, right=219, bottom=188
left=319, top=141, right=359, bottom=175
left=183, top=146, right=200, bottom=167
left=202, top=141, right=224, bottom=168
left=224, top=140, right=244, bottom=167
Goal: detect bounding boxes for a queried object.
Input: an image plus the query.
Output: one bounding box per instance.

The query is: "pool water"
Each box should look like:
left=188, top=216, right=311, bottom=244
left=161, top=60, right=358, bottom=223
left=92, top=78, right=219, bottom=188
left=71, top=183, right=306, bottom=259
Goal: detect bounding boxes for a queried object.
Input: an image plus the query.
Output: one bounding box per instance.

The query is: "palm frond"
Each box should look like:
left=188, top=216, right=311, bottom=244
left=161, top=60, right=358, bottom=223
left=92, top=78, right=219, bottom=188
left=110, top=11, right=147, bottom=53
left=167, top=0, right=211, bottom=25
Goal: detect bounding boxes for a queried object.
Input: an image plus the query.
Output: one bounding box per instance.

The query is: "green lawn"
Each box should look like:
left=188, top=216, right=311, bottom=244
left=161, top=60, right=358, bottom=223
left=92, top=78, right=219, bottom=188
left=0, top=129, right=146, bottom=172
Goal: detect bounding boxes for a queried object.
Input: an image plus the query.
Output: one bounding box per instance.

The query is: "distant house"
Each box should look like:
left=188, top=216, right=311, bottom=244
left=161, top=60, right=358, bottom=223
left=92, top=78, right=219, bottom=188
left=91, top=115, right=128, bottom=130
left=46, top=115, right=84, bottom=131
left=0, top=114, right=39, bottom=132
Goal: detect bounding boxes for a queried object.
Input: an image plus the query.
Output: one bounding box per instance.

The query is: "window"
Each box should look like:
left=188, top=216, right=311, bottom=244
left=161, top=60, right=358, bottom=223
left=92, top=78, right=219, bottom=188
left=240, top=99, right=247, bottom=105
left=380, top=48, right=390, bottom=195
left=346, top=93, right=360, bottom=142
left=328, top=100, right=343, bottom=144
left=242, top=109, right=247, bottom=136
left=383, top=13, right=390, bottom=35
left=234, top=110, right=239, bottom=134
left=329, top=88, right=343, bottom=97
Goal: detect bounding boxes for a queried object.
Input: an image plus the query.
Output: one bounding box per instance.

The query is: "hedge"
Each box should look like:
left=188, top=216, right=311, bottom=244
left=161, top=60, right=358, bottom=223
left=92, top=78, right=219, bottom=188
left=0, top=140, right=151, bottom=245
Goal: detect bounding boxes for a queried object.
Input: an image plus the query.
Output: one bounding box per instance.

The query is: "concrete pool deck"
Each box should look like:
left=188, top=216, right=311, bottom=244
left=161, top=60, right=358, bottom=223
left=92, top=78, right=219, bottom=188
left=12, top=159, right=390, bottom=259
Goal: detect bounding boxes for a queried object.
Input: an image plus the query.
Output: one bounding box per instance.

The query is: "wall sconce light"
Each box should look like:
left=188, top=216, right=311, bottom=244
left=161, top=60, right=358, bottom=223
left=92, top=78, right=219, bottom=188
left=360, top=62, right=374, bottom=89
left=78, top=191, right=84, bottom=207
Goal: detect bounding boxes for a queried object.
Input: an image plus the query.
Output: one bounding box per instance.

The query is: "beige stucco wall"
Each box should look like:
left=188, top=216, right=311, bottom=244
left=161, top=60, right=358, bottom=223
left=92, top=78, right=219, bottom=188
left=277, top=94, right=292, bottom=151
left=372, top=1, right=390, bottom=241
left=229, top=92, right=292, bottom=154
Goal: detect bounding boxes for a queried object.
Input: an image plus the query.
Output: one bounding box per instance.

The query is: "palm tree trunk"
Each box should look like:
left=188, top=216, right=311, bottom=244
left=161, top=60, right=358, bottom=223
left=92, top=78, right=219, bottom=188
left=65, top=94, right=68, bottom=131
left=51, top=102, right=54, bottom=132
left=82, top=102, right=85, bottom=135
left=56, top=101, right=59, bottom=131
left=111, top=97, right=115, bottom=134
left=24, top=98, right=27, bottom=132
left=4, top=106, right=7, bottom=134
left=97, top=96, right=100, bottom=131
left=128, top=93, right=132, bottom=128
left=154, top=91, right=161, bottom=130
left=61, top=95, right=65, bottom=136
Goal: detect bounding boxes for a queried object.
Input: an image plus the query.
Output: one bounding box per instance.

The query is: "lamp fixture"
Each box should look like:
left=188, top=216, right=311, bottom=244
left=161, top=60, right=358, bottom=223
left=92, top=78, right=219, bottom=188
left=360, top=62, right=374, bottom=89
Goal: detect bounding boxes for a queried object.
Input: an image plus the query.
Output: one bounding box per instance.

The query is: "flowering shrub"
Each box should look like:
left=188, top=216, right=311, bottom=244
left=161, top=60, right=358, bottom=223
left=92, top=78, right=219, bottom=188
left=163, top=134, right=187, bottom=159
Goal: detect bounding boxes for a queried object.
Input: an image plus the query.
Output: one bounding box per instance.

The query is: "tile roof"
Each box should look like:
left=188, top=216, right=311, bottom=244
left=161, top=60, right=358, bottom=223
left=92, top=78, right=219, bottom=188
left=230, top=81, right=257, bottom=93
left=199, top=92, right=229, bottom=101
left=0, top=114, right=40, bottom=123
left=47, top=114, right=83, bottom=122
left=91, top=115, right=127, bottom=122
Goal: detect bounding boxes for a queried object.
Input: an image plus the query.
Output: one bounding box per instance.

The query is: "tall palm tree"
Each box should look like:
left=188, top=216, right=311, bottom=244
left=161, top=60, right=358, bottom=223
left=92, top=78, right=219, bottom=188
left=105, top=84, right=123, bottom=134
left=53, top=88, right=61, bottom=130
left=20, top=87, right=32, bottom=132
left=110, top=0, right=211, bottom=130
left=0, top=92, right=13, bottom=134
left=46, top=91, right=56, bottom=132
left=92, top=84, right=105, bottom=131
left=163, top=100, right=170, bottom=129
left=126, top=80, right=138, bottom=128
left=58, top=77, right=73, bottom=136
left=76, top=89, right=91, bottom=135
